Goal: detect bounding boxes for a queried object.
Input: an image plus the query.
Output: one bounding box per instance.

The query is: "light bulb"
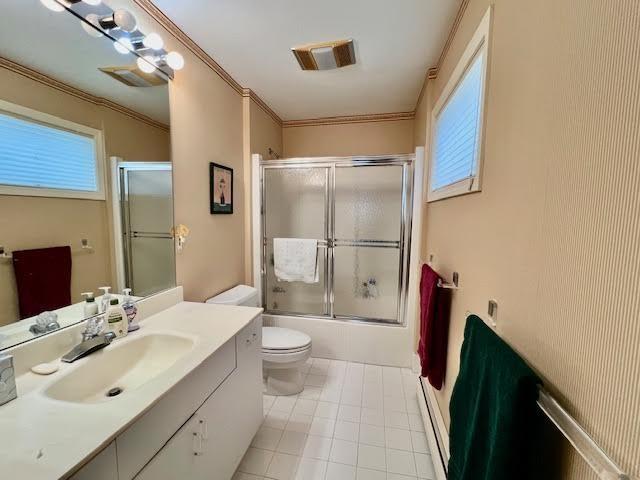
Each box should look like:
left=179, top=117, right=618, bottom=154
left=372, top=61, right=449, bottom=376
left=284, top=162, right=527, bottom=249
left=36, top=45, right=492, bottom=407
left=165, top=51, right=185, bottom=71
left=113, top=9, right=137, bottom=32
left=142, top=32, right=164, bottom=50
left=82, top=0, right=101, bottom=4
left=81, top=13, right=103, bottom=38
left=114, top=38, right=133, bottom=54
left=40, top=0, right=65, bottom=12
left=137, top=56, right=157, bottom=74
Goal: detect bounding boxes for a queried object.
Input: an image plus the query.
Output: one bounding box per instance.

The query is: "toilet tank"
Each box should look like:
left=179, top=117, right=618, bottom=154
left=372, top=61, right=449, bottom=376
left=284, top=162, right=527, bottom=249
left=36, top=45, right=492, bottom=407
left=205, top=285, right=259, bottom=307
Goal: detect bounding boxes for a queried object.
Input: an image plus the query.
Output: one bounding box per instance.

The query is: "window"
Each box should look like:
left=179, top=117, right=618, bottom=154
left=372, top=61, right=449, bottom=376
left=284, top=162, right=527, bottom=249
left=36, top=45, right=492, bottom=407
left=428, top=7, right=492, bottom=202
left=0, top=100, right=104, bottom=200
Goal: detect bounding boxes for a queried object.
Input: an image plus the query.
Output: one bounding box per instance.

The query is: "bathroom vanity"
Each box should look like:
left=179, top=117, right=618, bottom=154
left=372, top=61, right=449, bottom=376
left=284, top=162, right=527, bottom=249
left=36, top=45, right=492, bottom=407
left=0, top=299, right=263, bottom=480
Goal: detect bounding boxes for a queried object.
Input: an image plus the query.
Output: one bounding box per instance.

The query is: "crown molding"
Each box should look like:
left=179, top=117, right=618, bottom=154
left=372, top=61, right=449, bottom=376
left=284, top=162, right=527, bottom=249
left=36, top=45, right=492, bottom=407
left=132, top=0, right=283, bottom=126
left=416, top=0, right=471, bottom=107
left=0, top=56, right=169, bottom=132
left=282, top=111, right=415, bottom=128
left=242, top=89, right=283, bottom=127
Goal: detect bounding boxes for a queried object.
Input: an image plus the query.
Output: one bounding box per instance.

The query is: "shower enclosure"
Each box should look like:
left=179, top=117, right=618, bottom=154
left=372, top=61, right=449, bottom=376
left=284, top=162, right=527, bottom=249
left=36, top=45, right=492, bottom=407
left=260, top=155, right=414, bottom=325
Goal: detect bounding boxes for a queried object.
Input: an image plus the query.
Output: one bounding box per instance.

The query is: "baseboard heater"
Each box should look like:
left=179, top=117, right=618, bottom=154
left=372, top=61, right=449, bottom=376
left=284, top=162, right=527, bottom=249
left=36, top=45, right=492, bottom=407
left=416, top=375, right=449, bottom=480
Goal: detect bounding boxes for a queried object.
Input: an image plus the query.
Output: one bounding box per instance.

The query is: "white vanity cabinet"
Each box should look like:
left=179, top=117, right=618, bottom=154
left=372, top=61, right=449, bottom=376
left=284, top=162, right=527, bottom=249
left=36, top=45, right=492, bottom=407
left=69, top=317, right=262, bottom=480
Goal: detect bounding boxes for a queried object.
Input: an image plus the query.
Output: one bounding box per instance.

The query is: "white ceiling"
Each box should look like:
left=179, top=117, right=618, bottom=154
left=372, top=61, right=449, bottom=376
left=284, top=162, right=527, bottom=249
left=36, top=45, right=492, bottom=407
left=0, top=0, right=169, bottom=124
left=150, top=0, right=462, bottom=120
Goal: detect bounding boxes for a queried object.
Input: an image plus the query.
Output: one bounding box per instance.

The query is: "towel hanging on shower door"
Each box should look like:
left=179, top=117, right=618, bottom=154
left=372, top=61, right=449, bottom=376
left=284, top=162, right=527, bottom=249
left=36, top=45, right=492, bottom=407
left=273, top=238, right=319, bottom=283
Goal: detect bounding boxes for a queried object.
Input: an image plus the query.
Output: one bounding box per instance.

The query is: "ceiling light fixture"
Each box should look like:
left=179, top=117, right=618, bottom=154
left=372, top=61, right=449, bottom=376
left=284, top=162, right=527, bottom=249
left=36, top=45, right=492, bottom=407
left=97, top=9, right=137, bottom=32
left=164, top=52, right=184, bottom=71
left=142, top=33, right=164, bottom=51
left=113, top=37, right=133, bottom=54
left=137, top=55, right=157, bottom=74
left=40, top=0, right=66, bottom=12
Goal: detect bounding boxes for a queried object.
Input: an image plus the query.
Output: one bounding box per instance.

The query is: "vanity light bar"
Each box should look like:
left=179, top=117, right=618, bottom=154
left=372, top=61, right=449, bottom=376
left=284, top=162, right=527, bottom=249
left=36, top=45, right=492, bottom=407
left=39, top=0, right=185, bottom=78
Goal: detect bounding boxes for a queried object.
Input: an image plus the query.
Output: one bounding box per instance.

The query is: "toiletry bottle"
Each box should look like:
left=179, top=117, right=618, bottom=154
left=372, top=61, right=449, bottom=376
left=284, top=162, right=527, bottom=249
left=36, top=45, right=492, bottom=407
left=0, top=353, right=17, bottom=406
left=122, top=288, right=139, bottom=332
left=81, top=292, right=99, bottom=317
left=105, top=298, right=128, bottom=339
left=98, top=286, right=112, bottom=313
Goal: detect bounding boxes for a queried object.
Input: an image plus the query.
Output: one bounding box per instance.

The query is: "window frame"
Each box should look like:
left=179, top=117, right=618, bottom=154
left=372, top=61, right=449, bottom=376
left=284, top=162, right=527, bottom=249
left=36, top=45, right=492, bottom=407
left=427, top=6, right=492, bottom=202
left=0, top=99, right=106, bottom=200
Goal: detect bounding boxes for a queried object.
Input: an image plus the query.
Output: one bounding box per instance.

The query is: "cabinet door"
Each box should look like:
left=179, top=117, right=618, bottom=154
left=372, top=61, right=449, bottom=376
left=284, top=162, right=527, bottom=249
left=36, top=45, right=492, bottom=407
left=135, top=413, right=204, bottom=480
left=69, top=442, right=118, bottom=480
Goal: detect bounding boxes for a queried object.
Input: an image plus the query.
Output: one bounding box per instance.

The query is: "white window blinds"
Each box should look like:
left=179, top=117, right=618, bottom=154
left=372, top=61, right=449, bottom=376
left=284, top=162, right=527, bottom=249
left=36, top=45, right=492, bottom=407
left=0, top=111, right=98, bottom=193
left=431, top=49, right=486, bottom=192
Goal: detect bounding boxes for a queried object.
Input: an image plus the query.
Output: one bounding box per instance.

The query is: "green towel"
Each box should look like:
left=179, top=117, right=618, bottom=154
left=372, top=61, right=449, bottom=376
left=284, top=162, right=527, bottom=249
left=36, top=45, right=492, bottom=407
left=448, top=315, right=543, bottom=480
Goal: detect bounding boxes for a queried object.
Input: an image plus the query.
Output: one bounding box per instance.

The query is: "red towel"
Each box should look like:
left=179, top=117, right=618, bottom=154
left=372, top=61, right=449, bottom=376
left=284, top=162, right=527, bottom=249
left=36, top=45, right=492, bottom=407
left=12, top=246, right=72, bottom=319
left=417, top=264, right=451, bottom=390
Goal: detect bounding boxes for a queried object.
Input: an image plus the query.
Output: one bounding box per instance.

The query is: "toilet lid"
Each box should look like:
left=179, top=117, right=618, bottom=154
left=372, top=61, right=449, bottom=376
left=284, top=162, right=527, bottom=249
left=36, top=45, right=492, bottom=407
left=263, top=327, right=311, bottom=351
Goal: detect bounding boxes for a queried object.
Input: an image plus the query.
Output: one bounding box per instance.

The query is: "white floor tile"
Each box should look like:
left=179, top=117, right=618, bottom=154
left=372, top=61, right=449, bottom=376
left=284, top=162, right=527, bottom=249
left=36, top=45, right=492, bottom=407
left=319, top=387, right=342, bottom=403
left=414, top=453, right=435, bottom=479
left=329, top=439, right=358, bottom=466
left=356, top=467, right=387, bottom=480
left=264, top=395, right=276, bottom=411
left=313, top=358, right=331, bottom=368
left=305, top=374, right=327, bottom=387
left=299, top=386, right=322, bottom=400
left=385, top=428, right=412, bottom=451
left=361, top=394, right=385, bottom=410
left=238, top=448, right=274, bottom=476
left=302, top=435, right=333, bottom=460
left=252, top=426, right=283, bottom=450
left=264, top=410, right=290, bottom=430
left=386, top=474, right=418, bottom=480
left=357, top=444, right=386, bottom=472
left=337, top=405, right=361, bottom=423
left=295, top=457, right=328, bottom=480
left=294, top=398, right=318, bottom=416
left=272, top=396, right=297, bottom=414
left=266, top=452, right=299, bottom=480
left=315, top=401, right=339, bottom=419
left=232, top=472, right=264, bottom=480
left=286, top=413, right=313, bottom=433
left=277, top=430, right=307, bottom=456
left=408, top=414, right=425, bottom=432
left=410, top=431, right=428, bottom=454
left=361, top=408, right=385, bottom=427
left=385, top=411, right=410, bottom=430
left=405, top=394, right=420, bottom=414
left=384, top=395, right=408, bottom=413
left=386, top=449, right=417, bottom=476
left=334, top=420, right=360, bottom=442
left=309, top=417, right=336, bottom=437
left=341, top=387, right=363, bottom=406
left=325, top=462, right=357, bottom=480
left=359, top=424, right=386, bottom=448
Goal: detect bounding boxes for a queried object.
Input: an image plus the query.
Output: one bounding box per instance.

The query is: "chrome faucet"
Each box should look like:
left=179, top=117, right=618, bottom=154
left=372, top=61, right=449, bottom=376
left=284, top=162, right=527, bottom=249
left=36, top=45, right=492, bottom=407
left=61, top=332, right=116, bottom=363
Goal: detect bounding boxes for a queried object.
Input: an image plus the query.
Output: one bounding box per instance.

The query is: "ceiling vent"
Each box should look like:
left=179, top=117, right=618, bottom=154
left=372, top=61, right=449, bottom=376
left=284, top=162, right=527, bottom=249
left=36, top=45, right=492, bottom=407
left=292, top=39, right=356, bottom=71
left=99, top=66, right=167, bottom=87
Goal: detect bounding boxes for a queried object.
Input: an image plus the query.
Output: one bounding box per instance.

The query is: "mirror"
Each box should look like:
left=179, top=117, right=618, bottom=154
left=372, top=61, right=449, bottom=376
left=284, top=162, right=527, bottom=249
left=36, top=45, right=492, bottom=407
left=0, top=0, right=175, bottom=350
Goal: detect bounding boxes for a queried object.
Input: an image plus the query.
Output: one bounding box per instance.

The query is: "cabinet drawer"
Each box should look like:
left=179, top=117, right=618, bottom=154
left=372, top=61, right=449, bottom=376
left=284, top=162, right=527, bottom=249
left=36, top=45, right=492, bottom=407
left=117, top=339, right=236, bottom=479
left=68, top=442, right=118, bottom=480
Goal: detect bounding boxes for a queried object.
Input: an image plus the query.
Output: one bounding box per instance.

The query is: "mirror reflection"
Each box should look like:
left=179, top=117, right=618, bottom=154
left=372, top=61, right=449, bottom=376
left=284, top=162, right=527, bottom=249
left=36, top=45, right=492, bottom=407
left=0, top=0, right=174, bottom=350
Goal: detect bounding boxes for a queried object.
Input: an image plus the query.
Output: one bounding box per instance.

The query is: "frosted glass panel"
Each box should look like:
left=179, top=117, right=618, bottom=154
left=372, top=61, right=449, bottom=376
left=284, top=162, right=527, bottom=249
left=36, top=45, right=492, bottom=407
left=335, top=165, right=403, bottom=241
left=128, top=169, right=173, bottom=233
left=264, top=167, right=327, bottom=239
left=265, top=241, right=326, bottom=315
left=130, top=237, right=175, bottom=297
left=333, top=246, right=399, bottom=320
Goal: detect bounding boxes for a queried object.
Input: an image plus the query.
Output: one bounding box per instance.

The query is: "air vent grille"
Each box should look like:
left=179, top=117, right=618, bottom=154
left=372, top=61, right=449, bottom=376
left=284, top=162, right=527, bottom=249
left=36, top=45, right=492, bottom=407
left=292, top=39, right=356, bottom=71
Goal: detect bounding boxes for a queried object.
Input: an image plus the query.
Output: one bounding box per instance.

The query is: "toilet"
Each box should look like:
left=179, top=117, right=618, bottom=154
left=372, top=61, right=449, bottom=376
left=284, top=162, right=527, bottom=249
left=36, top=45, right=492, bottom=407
left=206, top=285, right=312, bottom=396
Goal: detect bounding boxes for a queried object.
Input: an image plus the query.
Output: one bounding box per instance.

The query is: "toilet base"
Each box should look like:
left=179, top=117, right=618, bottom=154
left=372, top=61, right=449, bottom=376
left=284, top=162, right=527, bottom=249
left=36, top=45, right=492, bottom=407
left=263, top=366, right=304, bottom=396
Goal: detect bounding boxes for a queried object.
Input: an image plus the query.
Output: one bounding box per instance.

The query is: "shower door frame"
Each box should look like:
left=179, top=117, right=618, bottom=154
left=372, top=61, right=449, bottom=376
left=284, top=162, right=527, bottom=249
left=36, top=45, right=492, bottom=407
left=260, top=154, right=414, bottom=326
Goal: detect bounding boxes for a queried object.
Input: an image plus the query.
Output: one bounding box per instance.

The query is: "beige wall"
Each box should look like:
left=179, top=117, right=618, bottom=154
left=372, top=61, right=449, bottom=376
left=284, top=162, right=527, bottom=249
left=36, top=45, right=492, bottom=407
left=283, top=119, right=415, bottom=157
left=421, top=1, right=640, bottom=478
left=168, top=44, right=246, bottom=303
left=0, top=66, right=170, bottom=325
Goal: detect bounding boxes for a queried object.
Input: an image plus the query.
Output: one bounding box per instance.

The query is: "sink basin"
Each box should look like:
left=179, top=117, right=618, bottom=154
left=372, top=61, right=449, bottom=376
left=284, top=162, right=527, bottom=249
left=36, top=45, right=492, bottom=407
left=43, top=333, right=195, bottom=404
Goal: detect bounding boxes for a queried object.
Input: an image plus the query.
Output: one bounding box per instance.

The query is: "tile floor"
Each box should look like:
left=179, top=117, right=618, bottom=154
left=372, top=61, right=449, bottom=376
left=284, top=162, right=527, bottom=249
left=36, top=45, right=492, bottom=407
left=234, top=358, right=435, bottom=480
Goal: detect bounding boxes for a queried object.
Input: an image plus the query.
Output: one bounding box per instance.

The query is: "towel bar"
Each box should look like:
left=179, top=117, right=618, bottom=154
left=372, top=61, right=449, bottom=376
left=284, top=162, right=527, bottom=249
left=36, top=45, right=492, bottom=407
left=0, top=239, right=94, bottom=262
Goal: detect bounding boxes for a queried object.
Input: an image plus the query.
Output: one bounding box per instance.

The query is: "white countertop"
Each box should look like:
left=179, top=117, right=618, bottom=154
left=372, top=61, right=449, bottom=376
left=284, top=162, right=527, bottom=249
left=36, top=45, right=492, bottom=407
left=0, top=301, right=262, bottom=480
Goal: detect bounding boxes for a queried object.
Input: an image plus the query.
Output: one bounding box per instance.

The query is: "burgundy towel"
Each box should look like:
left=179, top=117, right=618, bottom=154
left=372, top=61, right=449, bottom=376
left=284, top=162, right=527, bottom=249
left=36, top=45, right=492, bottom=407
left=417, top=264, right=451, bottom=390
left=12, top=246, right=72, bottom=319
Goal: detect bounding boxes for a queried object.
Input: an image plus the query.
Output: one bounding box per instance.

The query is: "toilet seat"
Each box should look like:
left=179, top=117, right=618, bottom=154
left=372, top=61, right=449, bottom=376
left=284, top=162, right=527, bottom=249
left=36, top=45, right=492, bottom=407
left=262, top=327, right=311, bottom=353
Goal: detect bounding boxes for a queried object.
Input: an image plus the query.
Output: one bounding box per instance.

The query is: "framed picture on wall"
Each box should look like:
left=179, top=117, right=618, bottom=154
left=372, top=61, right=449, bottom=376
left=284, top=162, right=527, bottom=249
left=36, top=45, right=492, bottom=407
left=209, top=162, right=233, bottom=214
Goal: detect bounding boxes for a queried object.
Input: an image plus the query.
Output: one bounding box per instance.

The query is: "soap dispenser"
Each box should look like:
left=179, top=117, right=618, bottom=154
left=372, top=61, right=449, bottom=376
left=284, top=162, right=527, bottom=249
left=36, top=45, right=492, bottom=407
left=122, top=288, right=139, bottom=332
left=81, top=292, right=98, bottom=317
left=105, top=298, right=128, bottom=339
left=98, top=286, right=112, bottom=313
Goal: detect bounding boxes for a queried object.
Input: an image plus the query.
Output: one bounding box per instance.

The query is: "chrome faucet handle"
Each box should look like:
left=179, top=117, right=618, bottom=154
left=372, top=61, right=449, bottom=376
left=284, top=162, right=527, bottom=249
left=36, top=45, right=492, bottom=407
left=82, top=315, right=104, bottom=341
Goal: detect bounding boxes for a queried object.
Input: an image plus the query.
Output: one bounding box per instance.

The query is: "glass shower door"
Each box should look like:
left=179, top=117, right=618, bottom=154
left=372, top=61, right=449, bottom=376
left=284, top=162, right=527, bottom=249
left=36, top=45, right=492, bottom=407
left=263, top=166, right=329, bottom=315
left=332, top=164, right=406, bottom=323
